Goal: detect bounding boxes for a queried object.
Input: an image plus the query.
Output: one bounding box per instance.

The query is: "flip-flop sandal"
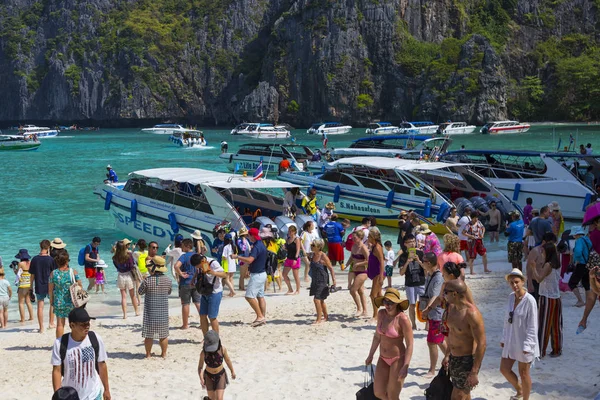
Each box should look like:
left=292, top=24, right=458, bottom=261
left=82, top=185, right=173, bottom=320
left=510, top=395, right=523, bottom=400
left=251, top=320, right=266, bottom=327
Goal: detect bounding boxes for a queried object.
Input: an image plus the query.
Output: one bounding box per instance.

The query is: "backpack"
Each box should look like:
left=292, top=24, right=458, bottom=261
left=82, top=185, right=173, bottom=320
left=424, top=367, right=452, bottom=400
left=265, top=251, right=278, bottom=276
left=60, top=332, right=100, bottom=376
left=277, top=246, right=288, bottom=261
left=195, top=260, right=217, bottom=295
left=77, top=244, right=91, bottom=266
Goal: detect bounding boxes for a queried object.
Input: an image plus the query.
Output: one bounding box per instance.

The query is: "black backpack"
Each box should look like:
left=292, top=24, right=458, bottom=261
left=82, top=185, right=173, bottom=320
left=60, top=332, right=100, bottom=376
left=424, top=367, right=452, bottom=400
left=195, top=260, right=217, bottom=295
left=277, top=245, right=288, bottom=261
left=265, top=251, right=278, bottom=277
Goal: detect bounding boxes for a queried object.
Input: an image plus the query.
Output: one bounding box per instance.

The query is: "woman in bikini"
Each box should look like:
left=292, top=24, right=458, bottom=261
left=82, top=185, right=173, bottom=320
left=365, top=288, right=414, bottom=400
left=348, top=230, right=369, bottom=317
left=198, top=330, right=236, bottom=400
left=367, top=228, right=385, bottom=322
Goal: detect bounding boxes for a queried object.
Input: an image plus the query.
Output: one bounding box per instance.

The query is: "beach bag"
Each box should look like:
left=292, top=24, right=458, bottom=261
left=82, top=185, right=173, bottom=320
left=69, top=269, right=89, bottom=308
left=345, top=234, right=354, bottom=251
left=77, top=245, right=90, bottom=266
left=356, top=365, right=378, bottom=400
left=586, top=246, right=600, bottom=271
left=277, top=246, right=288, bottom=261
left=265, top=250, right=278, bottom=277
left=424, top=367, right=452, bottom=400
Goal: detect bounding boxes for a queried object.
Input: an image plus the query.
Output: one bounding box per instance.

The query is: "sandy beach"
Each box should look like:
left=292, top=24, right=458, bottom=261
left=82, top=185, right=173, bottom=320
left=1, top=253, right=599, bottom=399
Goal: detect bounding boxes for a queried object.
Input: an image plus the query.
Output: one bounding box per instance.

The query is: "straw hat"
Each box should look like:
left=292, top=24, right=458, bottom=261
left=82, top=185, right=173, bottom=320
left=51, top=238, right=67, bottom=249
left=149, top=256, right=168, bottom=274
left=325, top=202, right=336, bottom=210
left=238, top=226, right=249, bottom=236
left=191, top=230, right=203, bottom=240
left=374, top=288, right=409, bottom=310
left=121, top=238, right=132, bottom=245
left=505, top=268, right=525, bottom=282
left=548, top=201, right=561, bottom=212
left=419, top=223, right=432, bottom=235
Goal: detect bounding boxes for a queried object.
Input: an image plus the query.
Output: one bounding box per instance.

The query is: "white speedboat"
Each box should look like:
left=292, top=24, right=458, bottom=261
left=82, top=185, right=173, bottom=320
left=220, top=143, right=314, bottom=173
left=396, top=121, right=439, bottom=135
left=231, top=123, right=290, bottom=139
left=169, top=131, right=206, bottom=147
left=480, top=121, right=530, bottom=134
left=307, top=122, right=353, bottom=135
left=441, top=150, right=594, bottom=219
left=94, top=168, right=303, bottom=248
left=141, top=124, right=197, bottom=135
left=436, top=122, right=477, bottom=135
left=279, top=157, right=518, bottom=231
left=19, top=125, right=59, bottom=138
left=365, top=122, right=399, bottom=135
left=0, top=134, right=41, bottom=151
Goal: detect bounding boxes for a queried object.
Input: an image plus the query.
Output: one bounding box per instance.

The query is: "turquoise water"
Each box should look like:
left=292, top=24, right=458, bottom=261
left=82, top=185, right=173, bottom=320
left=2, top=123, right=599, bottom=300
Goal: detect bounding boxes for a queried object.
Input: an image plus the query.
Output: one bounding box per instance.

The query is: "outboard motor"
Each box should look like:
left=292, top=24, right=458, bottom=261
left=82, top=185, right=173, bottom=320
left=295, top=214, right=322, bottom=239
left=255, top=216, right=277, bottom=230
left=454, top=197, right=474, bottom=216
left=274, top=215, right=297, bottom=238
left=469, top=196, right=490, bottom=214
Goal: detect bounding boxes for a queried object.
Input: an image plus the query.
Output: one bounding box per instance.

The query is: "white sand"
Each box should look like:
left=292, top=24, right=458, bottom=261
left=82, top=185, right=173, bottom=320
left=1, top=256, right=599, bottom=399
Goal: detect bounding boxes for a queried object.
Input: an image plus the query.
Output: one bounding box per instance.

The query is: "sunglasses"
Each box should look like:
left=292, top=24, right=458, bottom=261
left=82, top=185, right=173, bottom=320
left=382, top=298, right=395, bottom=306
left=508, top=311, right=514, bottom=324
left=150, top=246, right=158, bottom=249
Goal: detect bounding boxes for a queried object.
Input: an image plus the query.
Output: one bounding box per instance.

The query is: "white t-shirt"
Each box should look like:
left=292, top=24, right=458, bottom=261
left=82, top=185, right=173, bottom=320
left=221, top=244, right=237, bottom=273
left=167, top=247, right=184, bottom=278
left=301, top=230, right=317, bottom=253
left=457, top=216, right=471, bottom=241
left=205, top=258, right=224, bottom=294
left=51, top=333, right=108, bottom=400
left=385, top=249, right=395, bottom=266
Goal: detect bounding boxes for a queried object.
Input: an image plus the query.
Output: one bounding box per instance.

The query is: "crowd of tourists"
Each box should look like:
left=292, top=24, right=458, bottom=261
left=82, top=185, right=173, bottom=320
left=2, top=192, right=600, bottom=400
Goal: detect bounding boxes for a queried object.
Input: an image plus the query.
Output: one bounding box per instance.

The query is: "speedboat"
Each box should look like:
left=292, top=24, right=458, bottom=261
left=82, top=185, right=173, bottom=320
left=441, top=150, right=594, bottom=219
left=231, top=123, right=290, bottom=139
left=480, top=121, right=530, bottom=134
left=365, top=122, right=399, bottom=135
left=306, top=135, right=452, bottom=172
left=397, top=121, right=439, bottom=135
left=279, top=157, right=518, bottom=231
left=220, top=143, right=314, bottom=173
left=169, top=130, right=206, bottom=147
left=435, top=122, right=477, bottom=135
left=0, top=134, right=41, bottom=151
left=307, top=122, right=352, bottom=135
left=19, top=125, right=59, bottom=138
left=94, top=168, right=303, bottom=248
left=141, top=124, right=197, bottom=135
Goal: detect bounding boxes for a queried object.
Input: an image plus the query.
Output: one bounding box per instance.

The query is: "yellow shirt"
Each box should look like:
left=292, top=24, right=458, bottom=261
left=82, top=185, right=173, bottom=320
left=138, top=251, right=149, bottom=274
left=302, top=196, right=317, bottom=215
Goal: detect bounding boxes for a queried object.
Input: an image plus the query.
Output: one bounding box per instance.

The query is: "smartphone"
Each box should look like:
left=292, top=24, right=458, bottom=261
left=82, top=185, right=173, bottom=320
left=408, top=247, right=417, bottom=259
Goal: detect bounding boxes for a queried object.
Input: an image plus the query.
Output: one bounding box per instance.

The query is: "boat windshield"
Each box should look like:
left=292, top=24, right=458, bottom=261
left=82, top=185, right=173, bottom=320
left=443, top=152, right=548, bottom=179
left=123, top=178, right=213, bottom=213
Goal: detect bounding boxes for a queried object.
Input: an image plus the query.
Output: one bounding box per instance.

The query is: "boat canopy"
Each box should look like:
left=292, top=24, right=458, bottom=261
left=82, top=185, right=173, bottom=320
left=353, top=134, right=433, bottom=143
left=331, top=157, right=475, bottom=171
left=409, top=121, right=435, bottom=126
left=129, top=168, right=302, bottom=189
left=154, top=124, right=182, bottom=128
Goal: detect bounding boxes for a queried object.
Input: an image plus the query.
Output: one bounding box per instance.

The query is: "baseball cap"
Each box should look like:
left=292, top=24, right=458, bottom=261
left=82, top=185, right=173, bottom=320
left=204, top=330, right=220, bottom=352
left=68, top=308, right=96, bottom=323
left=248, top=227, right=261, bottom=241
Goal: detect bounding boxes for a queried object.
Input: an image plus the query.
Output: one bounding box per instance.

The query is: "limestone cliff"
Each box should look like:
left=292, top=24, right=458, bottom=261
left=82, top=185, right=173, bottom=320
left=0, top=0, right=599, bottom=126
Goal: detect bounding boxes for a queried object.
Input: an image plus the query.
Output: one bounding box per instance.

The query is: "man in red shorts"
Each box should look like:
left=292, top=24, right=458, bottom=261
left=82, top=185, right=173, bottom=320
left=463, top=215, right=490, bottom=274
left=83, top=237, right=102, bottom=290
left=457, top=208, right=472, bottom=260
left=323, top=214, right=347, bottom=270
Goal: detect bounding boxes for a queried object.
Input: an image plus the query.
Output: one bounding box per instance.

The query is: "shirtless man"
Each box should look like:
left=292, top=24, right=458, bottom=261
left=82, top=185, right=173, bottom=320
left=445, top=207, right=459, bottom=234
left=442, top=280, right=486, bottom=400
left=481, top=201, right=501, bottom=243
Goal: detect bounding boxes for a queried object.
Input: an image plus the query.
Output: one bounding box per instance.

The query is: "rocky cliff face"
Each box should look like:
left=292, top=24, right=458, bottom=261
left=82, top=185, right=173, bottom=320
left=0, top=0, right=598, bottom=126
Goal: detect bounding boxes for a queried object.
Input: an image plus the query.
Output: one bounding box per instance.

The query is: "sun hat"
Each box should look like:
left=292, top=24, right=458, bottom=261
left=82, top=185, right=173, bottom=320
left=121, top=238, right=132, bottom=245
left=419, top=223, right=432, bottom=235
left=96, top=259, right=107, bottom=268
left=259, top=226, right=273, bottom=239
left=325, top=202, right=336, bottom=210
left=505, top=268, right=525, bottom=282
left=51, top=238, right=67, bottom=249
left=204, top=330, right=220, bottom=352
left=374, top=288, right=409, bottom=310
left=149, top=256, right=168, bottom=274
left=238, top=226, right=249, bottom=236
left=14, top=249, right=31, bottom=261
left=248, top=227, right=261, bottom=241
left=571, top=226, right=587, bottom=237
left=68, top=307, right=96, bottom=323
left=224, top=233, right=233, bottom=240
left=106, top=164, right=112, bottom=169
left=191, top=230, right=203, bottom=240
left=548, top=201, right=561, bottom=212
left=52, top=387, right=79, bottom=400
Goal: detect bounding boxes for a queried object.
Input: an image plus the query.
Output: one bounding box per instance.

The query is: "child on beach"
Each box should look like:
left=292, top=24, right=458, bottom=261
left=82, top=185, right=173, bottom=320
left=198, top=330, right=236, bottom=400
left=0, top=266, right=12, bottom=328
left=221, top=234, right=237, bottom=297
left=384, top=241, right=395, bottom=289
left=95, top=260, right=107, bottom=294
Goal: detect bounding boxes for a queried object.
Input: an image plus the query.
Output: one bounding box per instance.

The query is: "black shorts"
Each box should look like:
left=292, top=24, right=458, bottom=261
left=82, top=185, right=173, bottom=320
left=179, top=284, right=201, bottom=304
left=568, top=263, right=590, bottom=291
left=488, top=224, right=498, bottom=232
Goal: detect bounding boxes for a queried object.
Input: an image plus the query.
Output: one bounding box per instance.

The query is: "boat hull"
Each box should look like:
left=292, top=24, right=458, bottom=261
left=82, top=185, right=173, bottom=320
left=241, top=132, right=290, bottom=139
left=312, top=127, right=352, bottom=135
left=443, top=126, right=477, bottom=135
left=0, top=142, right=41, bottom=151
left=366, top=127, right=400, bottom=135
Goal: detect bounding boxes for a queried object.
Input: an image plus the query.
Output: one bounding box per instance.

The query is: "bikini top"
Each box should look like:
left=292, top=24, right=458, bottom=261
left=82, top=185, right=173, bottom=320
left=205, top=347, right=223, bottom=369
left=352, top=253, right=365, bottom=260
left=376, top=313, right=401, bottom=339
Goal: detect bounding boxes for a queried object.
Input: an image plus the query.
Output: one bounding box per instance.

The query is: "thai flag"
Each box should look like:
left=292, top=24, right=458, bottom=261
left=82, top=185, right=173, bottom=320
left=253, top=162, right=264, bottom=181
left=419, top=148, right=424, bottom=160
left=322, top=133, right=328, bottom=148
left=570, top=133, right=575, bottom=144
